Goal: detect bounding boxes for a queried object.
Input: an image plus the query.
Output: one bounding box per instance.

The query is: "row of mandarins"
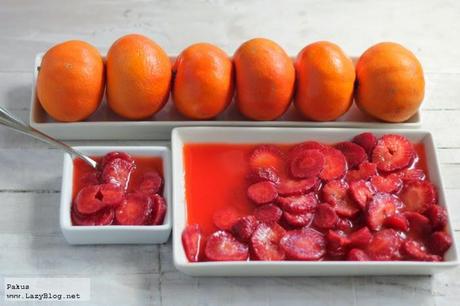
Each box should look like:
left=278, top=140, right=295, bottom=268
left=36, top=34, right=424, bottom=123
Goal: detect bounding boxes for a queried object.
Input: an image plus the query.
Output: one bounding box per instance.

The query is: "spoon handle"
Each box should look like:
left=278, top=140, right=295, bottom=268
left=0, top=106, right=98, bottom=169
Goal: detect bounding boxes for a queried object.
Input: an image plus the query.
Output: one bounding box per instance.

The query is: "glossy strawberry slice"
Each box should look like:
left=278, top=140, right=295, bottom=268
left=366, top=229, right=402, bottom=260
left=349, top=227, right=373, bottom=248
left=349, top=180, right=374, bottom=209
left=319, top=148, right=347, bottom=181
left=253, top=204, right=282, bottom=223
left=212, top=207, right=241, bottom=230
left=404, top=211, right=432, bottom=237
left=384, top=214, right=409, bottom=232
left=282, top=211, right=314, bottom=228
left=250, top=223, right=286, bottom=260
left=249, top=145, right=284, bottom=173
left=313, top=203, right=338, bottom=229
left=138, top=171, right=163, bottom=195
left=75, top=184, right=123, bottom=215
left=247, top=167, right=280, bottom=185
left=428, top=231, right=452, bottom=255
left=345, top=161, right=377, bottom=182
left=402, top=240, right=441, bottom=261
left=326, top=230, right=351, bottom=257
left=372, top=134, right=415, bottom=172
left=247, top=181, right=278, bottom=205
left=100, top=151, right=134, bottom=169
left=148, top=194, right=167, bottom=225
left=99, top=183, right=125, bottom=206
left=424, top=205, right=448, bottom=230
left=231, top=215, right=259, bottom=242
left=352, top=132, right=377, bottom=158
left=182, top=224, right=204, bottom=262
left=205, top=231, right=249, bottom=261
left=71, top=206, right=114, bottom=226
left=101, top=157, right=135, bottom=190
left=397, top=168, right=426, bottom=182
left=280, top=228, right=326, bottom=260
left=79, top=171, right=100, bottom=189
left=399, top=180, right=436, bottom=213
left=371, top=174, right=402, bottom=194
left=335, top=141, right=367, bottom=169
left=347, top=248, right=370, bottom=261
left=322, top=180, right=360, bottom=218
left=288, top=141, right=326, bottom=161
left=289, top=149, right=324, bottom=179
left=276, top=193, right=317, bottom=214
left=115, top=193, right=153, bottom=225
left=366, top=193, right=401, bottom=231
left=277, top=177, right=318, bottom=196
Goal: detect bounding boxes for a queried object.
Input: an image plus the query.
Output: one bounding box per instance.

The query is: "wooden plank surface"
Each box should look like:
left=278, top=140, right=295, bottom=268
left=0, top=0, right=459, bottom=305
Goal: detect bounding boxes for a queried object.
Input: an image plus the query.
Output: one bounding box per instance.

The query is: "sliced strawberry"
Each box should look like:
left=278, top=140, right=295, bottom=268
left=319, top=148, right=347, bottom=181
left=313, top=203, right=338, bottom=229
left=100, top=151, right=134, bottom=169
left=253, top=204, right=282, bottom=223
left=372, top=134, right=415, bottom=172
left=247, top=167, right=280, bottom=185
left=335, top=141, right=367, bottom=169
left=148, top=194, right=167, bottom=225
left=370, top=174, right=402, bottom=194
left=384, top=214, right=409, bottom=232
left=205, top=231, right=249, bottom=261
left=428, top=231, right=452, bottom=255
left=115, top=193, right=152, bottom=225
left=326, top=230, right=351, bottom=257
left=249, top=145, right=284, bottom=173
left=138, top=171, right=163, bottom=195
left=99, top=183, right=125, bottom=206
left=397, top=168, right=426, bottom=182
left=289, top=149, right=324, bottom=179
left=75, top=184, right=120, bottom=215
left=400, top=180, right=436, bottom=213
left=277, top=177, right=318, bottom=196
left=250, top=223, right=286, bottom=260
left=247, top=181, right=278, bottom=205
left=424, top=205, right=448, bottom=230
left=345, top=161, right=377, bottom=182
left=349, top=227, right=373, bottom=248
left=212, top=207, right=241, bottom=230
left=349, top=180, right=374, bottom=209
left=366, top=193, right=401, bottom=231
left=182, top=224, right=204, bottom=262
left=71, top=206, right=114, bottom=226
left=79, top=171, right=100, bottom=189
left=404, top=211, right=432, bottom=237
left=276, top=193, right=317, bottom=214
left=353, top=132, right=377, bottom=158
left=231, top=215, right=259, bottom=242
left=288, top=141, right=326, bottom=161
left=282, top=211, right=314, bottom=228
left=402, top=240, right=441, bottom=261
left=322, top=180, right=360, bottom=218
left=101, top=157, right=135, bottom=190
left=347, top=248, right=370, bottom=261
left=366, top=229, right=402, bottom=260
left=280, top=228, right=326, bottom=260
left=336, top=218, right=354, bottom=233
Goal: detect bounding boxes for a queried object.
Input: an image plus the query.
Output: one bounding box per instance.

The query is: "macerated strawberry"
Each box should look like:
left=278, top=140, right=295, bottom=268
left=79, top=171, right=100, bottom=189
left=289, top=149, right=324, bottom=179
left=276, top=193, right=317, bottom=214
left=366, top=229, right=402, bottom=260
left=205, top=231, right=249, bottom=261
left=277, top=177, right=318, bottom=196
left=335, top=141, right=367, bottom=169
left=372, top=134, right=415, bottom=172
left=148, top=194, right=167, bottom=225
left=336, top=218, right=354, bottom=233
left=349, top=227, right=373, bottom=248
left=428, top=231, right=452, bottom=255
left=250, top=223, right=286, bottom=260
left=366, top=193, right=401, bottom=231
left=100, top=151, right=134, bottom=169
left=352, top=132, right=377, bottom=158
left=280, top=228, right=326, bottom=260
left=282, top=211, right=314, bottom=228
left=288, top=141, right=326, bottom=161
left=326, top=230, right=351, bottom=257
left=349, top=180, right=374, bottom=209
left=400, top=180, right=436, bottom=213
left=319, top=148, right=347, bottom=181
left=75, top=184, right=115, bottom=215
left=404, top=211, right=432, bottom=237
left=212, top=207, right=241, bottom=230
left=138, top=171, right=163, bottom=195
left=101, top=157, right=135, bottom=190
left=313, top=203, right=338, bottom=229
left=370, top=174, right=402, bottom=194
left=424, top=205, right=448, bottom=230
left=182, top=224, right=204, bottom=262
left=253, top=204, right=282, bottom=223
left=249, top=145, right=284, bottom=173
left=247, top=181, right=278, bottom=205
left=115, top=193, right=153, bottom=225
left=345, top=161, right=378, bottom=182
left=384, top=214, right=409, bottom=232
left=247, top=167, right=280, bottom=185
left=71, top=206, right=114, bottom=226
left=347, top=248, right=370, bottom=261
left=397, top=168, right=426, bottom=182
left=231, top=216, right=259, bottom=242
left=402, top=240, right=441, bottom=261
left=322, top=180, right=360, bottom=218
left=99, top=183, right=125, bottom=206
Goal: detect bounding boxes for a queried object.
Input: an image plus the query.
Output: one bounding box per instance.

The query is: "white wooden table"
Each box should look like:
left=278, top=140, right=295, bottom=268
left=1, top=0, right=460, bottom=305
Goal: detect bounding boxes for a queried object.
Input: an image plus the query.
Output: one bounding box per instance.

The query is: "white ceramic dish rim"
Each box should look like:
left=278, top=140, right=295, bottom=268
left=60, top=146, right=172, bottom=232
left=171, top=127, right=458, bottom=272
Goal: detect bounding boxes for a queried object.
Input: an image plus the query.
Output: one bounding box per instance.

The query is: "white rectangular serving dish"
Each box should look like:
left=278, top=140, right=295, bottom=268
left=30, top=53, right=422, bottom=140
left=171, top=127, right=457, bottom=276
left=60, top=146, right=172, bottom=245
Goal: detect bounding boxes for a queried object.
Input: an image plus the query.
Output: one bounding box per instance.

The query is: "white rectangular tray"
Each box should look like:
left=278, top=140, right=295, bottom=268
left=171, top=127, right=457, bottom=276
left=30, top=53, right=422, bottom=140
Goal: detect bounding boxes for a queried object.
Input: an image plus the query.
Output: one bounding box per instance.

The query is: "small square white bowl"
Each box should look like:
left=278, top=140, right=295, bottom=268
left=172, top=127, right=458, bottom=276
left=60, top=146, right=172, bottom=244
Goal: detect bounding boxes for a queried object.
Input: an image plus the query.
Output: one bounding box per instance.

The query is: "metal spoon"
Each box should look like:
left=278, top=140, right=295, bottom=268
left=0, top=106, right=98, bottom=169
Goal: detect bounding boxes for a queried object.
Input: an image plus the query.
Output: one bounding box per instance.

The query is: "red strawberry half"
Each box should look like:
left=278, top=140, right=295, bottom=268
left=372, top=134, right=415, bottom=172
left=182, top=224, right=204, bottom=262
left=250, top=223, right=286, bottom=261
left=280, top=228, right=326, bottom=260
left=399, top=180, right=436, bottom=213
left=335, top=141, right=367, bottom=169
left=205, top=231, right=249, bottom=261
